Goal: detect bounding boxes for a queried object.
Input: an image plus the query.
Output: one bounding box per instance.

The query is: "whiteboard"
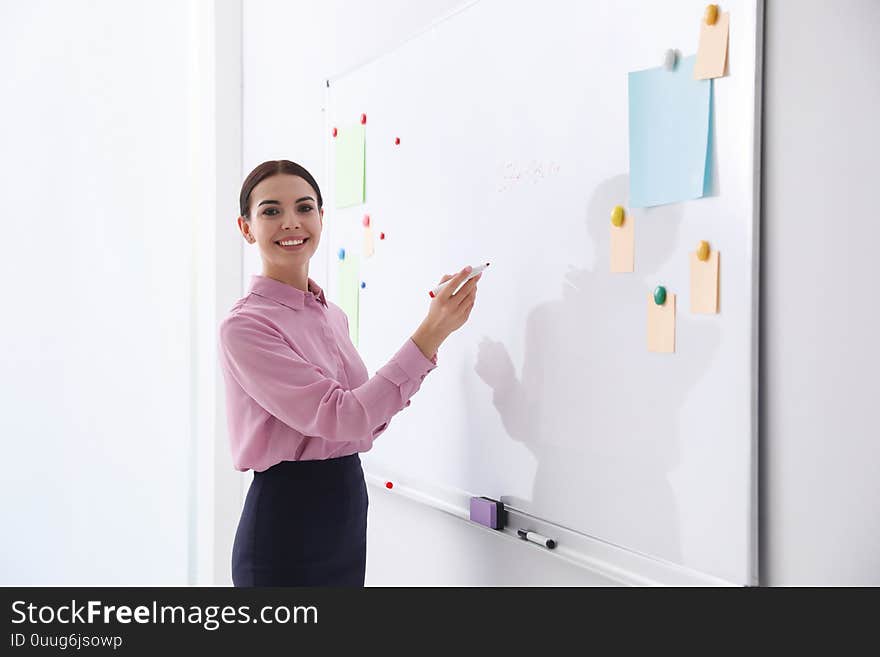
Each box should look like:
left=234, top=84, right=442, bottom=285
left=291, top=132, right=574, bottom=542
left=325, top=0, right=760, bottom=585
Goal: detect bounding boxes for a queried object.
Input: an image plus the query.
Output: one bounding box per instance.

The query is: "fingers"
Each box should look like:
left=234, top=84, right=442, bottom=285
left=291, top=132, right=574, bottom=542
left=463, top=296, right=476, bottom=318
left=437, top=273, right=454, bottom=285
left=451, top=273, right=481, bottom=304
left=440, top=266, right=473, bottom=299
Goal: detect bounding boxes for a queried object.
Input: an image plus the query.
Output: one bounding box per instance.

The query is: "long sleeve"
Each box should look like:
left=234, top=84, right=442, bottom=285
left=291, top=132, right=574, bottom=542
left=218, top=313, right=437, bottom=443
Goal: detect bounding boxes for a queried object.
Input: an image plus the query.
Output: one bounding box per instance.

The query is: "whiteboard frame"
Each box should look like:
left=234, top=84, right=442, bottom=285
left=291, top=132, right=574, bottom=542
left=323, top=0, right=764, bottom=587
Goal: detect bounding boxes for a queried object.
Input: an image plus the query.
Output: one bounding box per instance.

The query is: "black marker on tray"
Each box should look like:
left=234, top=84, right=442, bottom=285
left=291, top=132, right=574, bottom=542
left=517, top=528, right=557, bottom=550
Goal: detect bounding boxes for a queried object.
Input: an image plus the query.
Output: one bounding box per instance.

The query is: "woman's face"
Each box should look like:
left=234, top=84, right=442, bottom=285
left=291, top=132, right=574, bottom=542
left=239, top=173, right=323, bottom=272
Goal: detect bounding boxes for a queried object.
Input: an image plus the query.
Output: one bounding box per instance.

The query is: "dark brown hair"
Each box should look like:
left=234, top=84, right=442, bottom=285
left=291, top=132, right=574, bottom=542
left=239, top=160, right=323, bottom=219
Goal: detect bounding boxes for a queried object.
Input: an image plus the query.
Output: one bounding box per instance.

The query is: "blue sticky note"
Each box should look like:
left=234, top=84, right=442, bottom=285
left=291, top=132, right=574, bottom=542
left=628, top=55, right=712, bottom=208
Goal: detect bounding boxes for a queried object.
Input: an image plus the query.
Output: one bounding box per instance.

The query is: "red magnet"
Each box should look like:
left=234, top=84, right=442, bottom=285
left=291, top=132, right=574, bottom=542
left=385, top=481, right=393, bottom=489
left=394, top=137, right=400, bottom=145
left=331, top=127, right=337, bottom=138
left=379, top=232, right=385, bottom=240
left=362, top=214, right=370, bottom=227
left=360, top=113, right=367, bottom=125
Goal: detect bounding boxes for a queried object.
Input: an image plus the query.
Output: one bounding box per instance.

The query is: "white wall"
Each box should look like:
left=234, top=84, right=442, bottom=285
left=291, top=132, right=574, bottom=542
left=0, top=0, right=241, bottom=585
left=761, top=0, right=880, bottom=585
left=191, top=0, right=246, bottom=587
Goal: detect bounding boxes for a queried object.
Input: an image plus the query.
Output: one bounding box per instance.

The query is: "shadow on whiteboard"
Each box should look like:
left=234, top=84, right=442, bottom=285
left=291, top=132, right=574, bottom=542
left=473, top=174, right=720, bottom=566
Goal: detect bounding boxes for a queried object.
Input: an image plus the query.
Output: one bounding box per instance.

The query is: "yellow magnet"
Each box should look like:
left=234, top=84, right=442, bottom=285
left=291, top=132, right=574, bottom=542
left=611, top=205, right=625, bottom=227
left=704, top=4, right=719, bottom=25
left=697, top=240, right=710, bottom=261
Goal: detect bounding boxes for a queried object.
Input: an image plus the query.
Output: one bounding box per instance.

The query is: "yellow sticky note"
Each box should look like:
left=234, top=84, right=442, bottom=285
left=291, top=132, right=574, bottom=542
left=610, top=214, right=634, bottom=273
left=363, top=225, right=375, bottom=258
left=694, top=11, right=730, bottom=80
left=690, top=251, right=719, bottom=313
left=647, top=292, right=676, bottom=353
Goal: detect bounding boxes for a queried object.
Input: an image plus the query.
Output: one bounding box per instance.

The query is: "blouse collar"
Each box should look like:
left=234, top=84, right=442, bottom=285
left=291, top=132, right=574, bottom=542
left=248, top=274, right=327, bottom=310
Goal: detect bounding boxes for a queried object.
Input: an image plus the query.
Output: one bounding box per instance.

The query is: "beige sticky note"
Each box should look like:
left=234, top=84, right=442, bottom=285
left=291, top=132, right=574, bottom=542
left=610, top=215, right=635, bottom=273
left=694, top=11, right=730, bottom=80
left=647, top=292, right=676, bottom=353
left=363, top=225, right=375, bottom=258
left=690, top=251, right=720, bottom=313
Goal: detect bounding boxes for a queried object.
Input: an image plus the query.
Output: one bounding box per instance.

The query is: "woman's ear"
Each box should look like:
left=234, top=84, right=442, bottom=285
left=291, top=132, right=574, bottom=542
left=237, top=216, right=255, bottom=243
left=320, top=207, right=324, bottom=223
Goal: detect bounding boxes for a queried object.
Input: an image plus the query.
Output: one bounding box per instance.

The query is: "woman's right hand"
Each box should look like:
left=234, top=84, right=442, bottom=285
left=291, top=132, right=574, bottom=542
left=411, top=265, right=482, bottom=359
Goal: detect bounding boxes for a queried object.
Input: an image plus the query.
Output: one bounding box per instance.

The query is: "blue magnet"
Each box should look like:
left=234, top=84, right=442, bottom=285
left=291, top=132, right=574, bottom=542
left=360, top=281, right=366, bottom=289
left=337, top=247, right=346, bottom=260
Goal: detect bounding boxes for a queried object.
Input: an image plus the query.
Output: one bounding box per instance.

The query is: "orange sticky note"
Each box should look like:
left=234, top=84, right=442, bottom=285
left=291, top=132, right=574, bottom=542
left=610, top=215, right=635, bottom=273
left=690, top=251, right=720, bottom=313
left=363, top=225, right=375, bottom=258
left=647, top=292, right=676, bottom=353
left=694, top=11, right=730, bottom=79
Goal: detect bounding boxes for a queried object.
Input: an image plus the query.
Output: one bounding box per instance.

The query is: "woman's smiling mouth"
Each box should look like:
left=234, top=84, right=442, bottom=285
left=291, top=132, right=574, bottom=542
left=275, top=237, right=309, bottom=250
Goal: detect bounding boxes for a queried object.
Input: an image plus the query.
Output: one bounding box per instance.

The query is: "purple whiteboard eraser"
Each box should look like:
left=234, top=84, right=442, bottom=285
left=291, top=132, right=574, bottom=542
left=469, top=496, right=504, bottom=529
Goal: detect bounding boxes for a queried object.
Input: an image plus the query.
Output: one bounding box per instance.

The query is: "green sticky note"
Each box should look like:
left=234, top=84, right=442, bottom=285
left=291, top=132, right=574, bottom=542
left=335, top=124, right=366, bottom=208
left=338, top=254, right=360, bottom=346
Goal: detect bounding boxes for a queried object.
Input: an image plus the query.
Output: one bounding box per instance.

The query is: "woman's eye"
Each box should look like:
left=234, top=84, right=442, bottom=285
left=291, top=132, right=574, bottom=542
left=297, top=205, right=314, bottom=213
left=263, top=208, right=279, bottom=216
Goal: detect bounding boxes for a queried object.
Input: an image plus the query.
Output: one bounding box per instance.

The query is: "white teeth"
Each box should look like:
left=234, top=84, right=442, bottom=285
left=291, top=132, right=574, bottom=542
left=279, top=239, right=305, bottom=246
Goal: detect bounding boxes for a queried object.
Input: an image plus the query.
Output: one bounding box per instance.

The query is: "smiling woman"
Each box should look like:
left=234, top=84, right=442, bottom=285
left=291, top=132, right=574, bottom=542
left=217, top=160, right=483, bottom=586
left=236, top=161, right=324, bottom=292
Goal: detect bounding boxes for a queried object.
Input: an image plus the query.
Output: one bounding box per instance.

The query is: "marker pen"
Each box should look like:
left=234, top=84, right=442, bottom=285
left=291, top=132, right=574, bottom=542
left=429, top=262, right=490, bottom=298
left=517, top=528, right=557, bottom=550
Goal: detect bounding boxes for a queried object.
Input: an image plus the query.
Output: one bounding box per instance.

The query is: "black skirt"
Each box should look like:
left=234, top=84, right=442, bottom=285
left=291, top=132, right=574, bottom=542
left=232, top=453, right=369, bottom=587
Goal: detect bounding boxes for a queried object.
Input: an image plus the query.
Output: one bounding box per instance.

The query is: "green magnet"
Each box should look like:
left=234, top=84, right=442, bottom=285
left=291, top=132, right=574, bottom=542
left=653, top=285, right=667, bottom=305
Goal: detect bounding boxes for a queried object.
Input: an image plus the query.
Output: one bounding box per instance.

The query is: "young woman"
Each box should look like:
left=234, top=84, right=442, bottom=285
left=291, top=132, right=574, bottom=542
left=217, top=160, right=481, bottom=586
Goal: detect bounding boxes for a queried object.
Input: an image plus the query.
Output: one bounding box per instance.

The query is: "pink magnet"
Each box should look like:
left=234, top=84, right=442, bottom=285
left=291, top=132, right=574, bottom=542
left=379, top=232, right=385, bottom=240
left=394, top=137, right=400, bottom=145
left=362, top=214, right=370, bottom=227
left=360, top=113, right=367, bottom=125
left=331, top=127, right=337, bottom=138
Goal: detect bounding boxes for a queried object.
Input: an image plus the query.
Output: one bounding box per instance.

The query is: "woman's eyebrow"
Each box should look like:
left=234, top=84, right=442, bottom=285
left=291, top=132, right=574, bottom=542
left=256, top=196, right=314, bottom=207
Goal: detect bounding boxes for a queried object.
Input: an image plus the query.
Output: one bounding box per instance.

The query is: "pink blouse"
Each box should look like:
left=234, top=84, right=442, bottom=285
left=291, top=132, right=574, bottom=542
left=218, top=274, right=437, bottom=472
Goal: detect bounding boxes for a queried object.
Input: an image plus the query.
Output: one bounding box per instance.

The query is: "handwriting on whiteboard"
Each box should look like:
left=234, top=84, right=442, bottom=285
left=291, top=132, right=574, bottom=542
left=496, top=160, right=562, bottom=193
